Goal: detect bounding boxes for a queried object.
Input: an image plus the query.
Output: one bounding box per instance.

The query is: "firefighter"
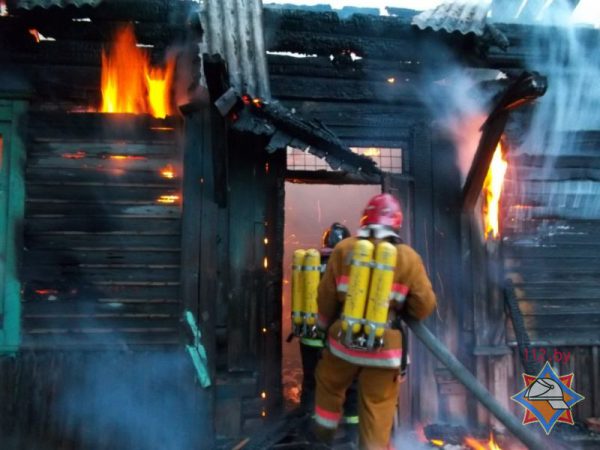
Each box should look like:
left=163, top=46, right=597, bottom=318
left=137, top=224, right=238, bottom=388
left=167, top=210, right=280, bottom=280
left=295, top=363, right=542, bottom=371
left=298, top=223, right=359, bottom=440
left=312, top=194, right=437, bottom=450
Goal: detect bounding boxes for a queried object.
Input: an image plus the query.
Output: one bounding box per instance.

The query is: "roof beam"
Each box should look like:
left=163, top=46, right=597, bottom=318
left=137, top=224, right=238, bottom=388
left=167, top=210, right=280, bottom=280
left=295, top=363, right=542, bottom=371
left=462, top=71, right=547, bottom=210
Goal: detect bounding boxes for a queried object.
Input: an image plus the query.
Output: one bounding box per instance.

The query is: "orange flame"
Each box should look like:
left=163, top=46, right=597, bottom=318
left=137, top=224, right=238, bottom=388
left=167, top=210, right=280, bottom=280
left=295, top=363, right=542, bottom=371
left=464, top=433, right=503, bottom=450
left=62, top=151, right=86, bottom=159
left=157, top=194, right=179, bottom=204
left=109, top=154, right=146, bottom=161
left=488, top=433, right=502, bottom=450
left=101, top=25, right=174, bottom=118
left=146, top=62, right=175, bottom=118
left=483, top=142, right=508, bottom=240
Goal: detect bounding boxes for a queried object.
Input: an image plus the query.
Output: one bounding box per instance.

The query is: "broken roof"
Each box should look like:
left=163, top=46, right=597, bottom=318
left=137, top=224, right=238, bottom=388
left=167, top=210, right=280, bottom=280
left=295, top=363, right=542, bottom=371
left=204, top=54, right=381, bottom=180
left=233, top=96, right=381, bottom=178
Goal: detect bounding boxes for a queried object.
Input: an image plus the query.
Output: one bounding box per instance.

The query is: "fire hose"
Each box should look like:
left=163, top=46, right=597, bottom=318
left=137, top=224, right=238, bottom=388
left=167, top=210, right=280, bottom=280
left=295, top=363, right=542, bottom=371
left=404, top=317, right=557, bottom=450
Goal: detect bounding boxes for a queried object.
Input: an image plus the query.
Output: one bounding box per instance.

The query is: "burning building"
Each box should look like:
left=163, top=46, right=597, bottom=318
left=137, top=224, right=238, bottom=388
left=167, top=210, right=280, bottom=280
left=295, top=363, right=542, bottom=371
left=0, top=0, right=599, bottom=449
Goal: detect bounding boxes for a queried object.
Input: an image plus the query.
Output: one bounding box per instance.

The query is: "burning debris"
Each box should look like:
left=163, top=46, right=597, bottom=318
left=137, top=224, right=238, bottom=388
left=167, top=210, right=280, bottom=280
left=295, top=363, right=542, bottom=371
left=423, top=424, right=507, bottom=450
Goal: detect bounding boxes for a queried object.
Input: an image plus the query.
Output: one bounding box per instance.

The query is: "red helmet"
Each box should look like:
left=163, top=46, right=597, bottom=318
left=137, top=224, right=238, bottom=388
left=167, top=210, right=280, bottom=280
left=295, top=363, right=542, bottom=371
left=360, top=194, right=403, bottom=230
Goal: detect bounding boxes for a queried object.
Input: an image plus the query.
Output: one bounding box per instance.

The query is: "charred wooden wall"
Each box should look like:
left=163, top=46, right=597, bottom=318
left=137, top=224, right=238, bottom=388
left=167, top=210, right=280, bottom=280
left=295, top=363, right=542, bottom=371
left=500, top=110, right=600, bottom=422
left=0, top=2, right=223, bottom=449
left=20, top=112, right=183, bottom=347
left=465, top=26, right=600, bottom=426
left=1, top=0, right=285, bottom=445
left=181, top=105, right=285, bottom=446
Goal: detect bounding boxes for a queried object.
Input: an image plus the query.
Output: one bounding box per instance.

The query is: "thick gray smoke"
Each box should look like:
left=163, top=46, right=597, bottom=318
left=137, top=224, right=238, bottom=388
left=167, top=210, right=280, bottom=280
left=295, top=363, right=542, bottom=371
left=499, top=0, right=600, bottom=219
left=417, top=61, right=502, bottom=186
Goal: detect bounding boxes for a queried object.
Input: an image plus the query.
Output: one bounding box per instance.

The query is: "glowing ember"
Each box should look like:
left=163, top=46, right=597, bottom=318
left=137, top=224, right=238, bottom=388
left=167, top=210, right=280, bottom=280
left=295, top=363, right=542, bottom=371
left=260, top=391, right=267, bottom=399
left=263, top=256, right=269, bottom=269
left=430, top=439, right=444, bottom=447
left=101, top=25, right=174, bottom=118
left=108, top=155, right=146, bottom=161
left=482, top=142, right=508, bottom=240
left=35, top=289, right=59, bottom=295
left=62, top=151, right=86, bottom=159
left=157, top=194, right=179, bottom=204
left=160, top=164, right=175, bottom=179
left=387, top=77, right=396, bottom=84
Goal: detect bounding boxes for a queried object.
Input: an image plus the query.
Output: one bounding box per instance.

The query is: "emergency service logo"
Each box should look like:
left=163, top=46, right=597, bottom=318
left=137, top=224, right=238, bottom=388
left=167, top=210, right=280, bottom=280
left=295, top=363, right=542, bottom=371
left=511, top=361, right=585, bottom=434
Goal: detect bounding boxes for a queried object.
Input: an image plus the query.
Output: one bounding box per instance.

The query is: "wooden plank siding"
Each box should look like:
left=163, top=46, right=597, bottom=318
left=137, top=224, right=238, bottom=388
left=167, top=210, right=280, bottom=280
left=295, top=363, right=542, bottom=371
left=20, top=112, right=184, bottom=348
left=504, top=220, right=600, bottom=346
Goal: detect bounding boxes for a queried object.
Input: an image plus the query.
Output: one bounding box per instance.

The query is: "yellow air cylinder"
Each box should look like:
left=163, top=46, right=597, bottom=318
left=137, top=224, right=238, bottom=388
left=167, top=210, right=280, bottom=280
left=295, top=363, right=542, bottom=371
left=364, top=242, right=397, bottom=338
left=342, top=239, right=375, bottom=334
left=302, top=249, right=321, bottom=326
left=291, top=249, right=306, bottom=327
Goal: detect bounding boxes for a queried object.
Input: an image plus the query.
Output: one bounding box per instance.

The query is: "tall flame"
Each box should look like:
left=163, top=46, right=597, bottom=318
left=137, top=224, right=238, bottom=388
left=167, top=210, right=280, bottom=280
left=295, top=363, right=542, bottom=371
left=483, top=142, right=508, bottom=240
left=101, top=25, right=174, bottom=118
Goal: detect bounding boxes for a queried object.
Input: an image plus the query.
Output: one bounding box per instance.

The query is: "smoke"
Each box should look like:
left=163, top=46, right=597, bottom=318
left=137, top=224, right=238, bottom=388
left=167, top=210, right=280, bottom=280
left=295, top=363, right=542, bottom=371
left=52, top=351, right=204, bottom=450
left=417, top=59, right=502, bottom=185
left=498, top=0, right=600, bottom=219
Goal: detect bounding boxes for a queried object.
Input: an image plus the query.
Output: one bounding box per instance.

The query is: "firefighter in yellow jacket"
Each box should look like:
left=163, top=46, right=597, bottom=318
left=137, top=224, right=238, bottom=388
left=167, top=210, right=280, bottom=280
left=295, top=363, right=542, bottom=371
left=312, top=193, right=437, bottom=450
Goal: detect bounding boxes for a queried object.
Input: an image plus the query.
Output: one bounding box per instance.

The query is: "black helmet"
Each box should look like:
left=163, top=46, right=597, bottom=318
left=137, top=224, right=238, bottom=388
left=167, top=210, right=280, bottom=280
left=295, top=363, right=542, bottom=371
left=322, top=222, right=351, bottom=249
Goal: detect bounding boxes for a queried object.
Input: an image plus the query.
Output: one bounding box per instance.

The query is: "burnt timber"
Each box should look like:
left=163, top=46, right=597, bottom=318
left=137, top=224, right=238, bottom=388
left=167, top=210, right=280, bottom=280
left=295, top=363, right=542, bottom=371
left=0, top=1, right=599, bottom=448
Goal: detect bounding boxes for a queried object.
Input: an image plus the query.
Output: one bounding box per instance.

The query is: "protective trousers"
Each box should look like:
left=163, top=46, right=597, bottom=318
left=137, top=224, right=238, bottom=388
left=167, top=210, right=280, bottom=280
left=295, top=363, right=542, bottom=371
left=314, top=349, right=400, bottom=450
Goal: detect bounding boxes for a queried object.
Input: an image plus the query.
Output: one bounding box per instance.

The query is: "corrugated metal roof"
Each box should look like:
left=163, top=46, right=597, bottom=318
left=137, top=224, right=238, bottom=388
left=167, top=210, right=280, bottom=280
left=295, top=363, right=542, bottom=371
left=16, top=0, right=102, bottom=9
left=412, top=0, right=492, bottom=36
left=203, top=0, right=271, bottom=99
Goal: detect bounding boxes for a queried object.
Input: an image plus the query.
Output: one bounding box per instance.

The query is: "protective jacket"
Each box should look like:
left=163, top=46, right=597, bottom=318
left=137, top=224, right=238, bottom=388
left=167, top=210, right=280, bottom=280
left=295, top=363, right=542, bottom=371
left=314, top=236, right=436, bottom=449
left=317, top=236, right=436, bottom=368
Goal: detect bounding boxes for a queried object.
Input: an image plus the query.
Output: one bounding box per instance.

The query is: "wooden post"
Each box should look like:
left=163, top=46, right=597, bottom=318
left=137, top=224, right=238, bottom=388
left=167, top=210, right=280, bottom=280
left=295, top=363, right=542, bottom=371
left=180, top=104, right=218, bottom=449
left=409, top=122, right=438, bottom=423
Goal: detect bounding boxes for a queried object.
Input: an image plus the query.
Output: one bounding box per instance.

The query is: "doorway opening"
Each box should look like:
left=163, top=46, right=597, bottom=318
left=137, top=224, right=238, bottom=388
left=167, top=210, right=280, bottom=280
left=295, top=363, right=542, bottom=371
left=281, top=181, right=381, bottom=407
